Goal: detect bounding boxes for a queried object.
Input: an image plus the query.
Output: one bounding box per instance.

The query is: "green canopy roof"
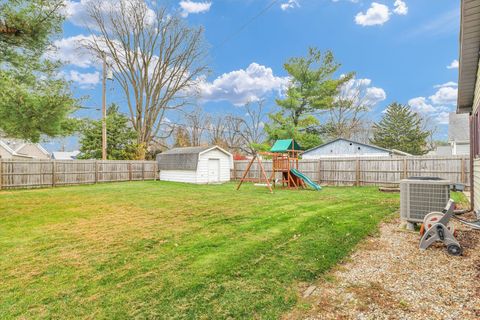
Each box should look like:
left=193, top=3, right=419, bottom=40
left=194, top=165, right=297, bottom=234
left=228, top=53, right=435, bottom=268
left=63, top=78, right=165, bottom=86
left=270, top=139, right=302, bottom=153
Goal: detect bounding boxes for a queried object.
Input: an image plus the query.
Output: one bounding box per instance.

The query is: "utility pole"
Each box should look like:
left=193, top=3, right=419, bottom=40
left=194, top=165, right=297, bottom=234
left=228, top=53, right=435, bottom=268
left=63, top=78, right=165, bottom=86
left=102, top=52, right=107, bottom=160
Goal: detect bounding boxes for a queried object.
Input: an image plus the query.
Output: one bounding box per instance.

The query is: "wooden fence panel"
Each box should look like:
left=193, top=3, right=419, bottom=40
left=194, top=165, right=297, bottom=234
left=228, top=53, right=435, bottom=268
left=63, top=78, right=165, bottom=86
left=0, top=156, right=470, bottom=190
left=232, top=156, right=470, bottom=188
left=0, top=159, right=157, bottom=190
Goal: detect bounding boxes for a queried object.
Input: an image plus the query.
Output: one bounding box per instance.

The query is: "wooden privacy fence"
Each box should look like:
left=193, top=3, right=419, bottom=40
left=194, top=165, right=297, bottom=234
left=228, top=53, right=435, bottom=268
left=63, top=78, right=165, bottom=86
left=0, top=159, right=157, bottom=190
left=232, top=156, right=470, bottom=188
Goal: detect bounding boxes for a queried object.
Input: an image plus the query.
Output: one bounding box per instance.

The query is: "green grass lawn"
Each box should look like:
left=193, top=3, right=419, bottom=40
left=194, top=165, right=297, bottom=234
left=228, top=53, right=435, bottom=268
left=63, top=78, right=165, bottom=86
left=0, top=181, right=399, bottom=319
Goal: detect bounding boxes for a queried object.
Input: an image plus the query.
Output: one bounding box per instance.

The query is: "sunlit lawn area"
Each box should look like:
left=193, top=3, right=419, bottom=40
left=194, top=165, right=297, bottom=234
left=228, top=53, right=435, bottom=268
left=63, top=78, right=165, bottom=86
left=0, top=181, right=400, bottom=319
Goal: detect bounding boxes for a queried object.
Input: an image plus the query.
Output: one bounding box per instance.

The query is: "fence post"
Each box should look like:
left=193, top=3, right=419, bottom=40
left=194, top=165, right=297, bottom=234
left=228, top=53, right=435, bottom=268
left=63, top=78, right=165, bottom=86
left=129, top=163, right=133, bottom=181
left=355, top=159, right=360, bottom=186
left=154, top=162, right=158, bottom=181
left=0, top=159, right=2, bottom=190
left=142, top=162, right=145, bottom=180
left=461, top=157, right=466, bottom=184
left=94, top=160, right=98, bottom=184
left=233, top=161, right=237, bottom=180
left=52, top=160, right=56, bottom=187
left=403, top=158, right=408, bottom=179
left=317, top=160, right=322, bottom=184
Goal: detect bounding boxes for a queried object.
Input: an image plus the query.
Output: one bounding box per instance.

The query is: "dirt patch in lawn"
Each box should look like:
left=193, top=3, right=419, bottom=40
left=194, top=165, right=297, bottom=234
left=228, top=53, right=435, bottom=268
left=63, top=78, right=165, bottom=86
left=287, top=215, right=480, bottom=320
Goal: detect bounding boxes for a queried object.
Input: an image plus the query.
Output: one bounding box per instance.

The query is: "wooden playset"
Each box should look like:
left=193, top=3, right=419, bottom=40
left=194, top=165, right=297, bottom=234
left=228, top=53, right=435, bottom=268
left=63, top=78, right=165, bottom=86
left=236, top=139, right=321, bottom=193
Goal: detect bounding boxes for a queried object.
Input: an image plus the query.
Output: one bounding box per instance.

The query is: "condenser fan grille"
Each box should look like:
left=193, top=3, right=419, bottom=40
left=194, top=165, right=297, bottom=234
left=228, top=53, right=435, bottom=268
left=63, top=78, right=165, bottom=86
left=400, top=179, right=450, bottom=223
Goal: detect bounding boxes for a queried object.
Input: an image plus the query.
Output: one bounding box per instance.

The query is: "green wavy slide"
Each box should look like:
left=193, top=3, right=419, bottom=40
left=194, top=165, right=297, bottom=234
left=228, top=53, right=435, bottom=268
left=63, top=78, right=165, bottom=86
left=290, top=168, right=322, bottom=191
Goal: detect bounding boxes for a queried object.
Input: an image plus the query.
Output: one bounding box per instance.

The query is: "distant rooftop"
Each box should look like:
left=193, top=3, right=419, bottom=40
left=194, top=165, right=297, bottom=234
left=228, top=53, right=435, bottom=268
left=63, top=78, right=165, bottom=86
left=448, top=113, right=469, bottom=142
left=51, top=151, right=81, bottom=160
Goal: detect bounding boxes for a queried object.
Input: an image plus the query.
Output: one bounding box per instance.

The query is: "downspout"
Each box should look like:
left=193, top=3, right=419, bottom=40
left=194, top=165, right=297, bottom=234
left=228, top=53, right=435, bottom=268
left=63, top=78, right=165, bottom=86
left=470, top=112, right=474, bottom=211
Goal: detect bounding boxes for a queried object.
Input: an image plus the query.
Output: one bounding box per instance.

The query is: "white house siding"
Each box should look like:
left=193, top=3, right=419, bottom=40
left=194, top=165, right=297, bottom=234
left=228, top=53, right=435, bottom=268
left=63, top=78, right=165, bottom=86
left=160, top=170, right=198, bottom=183
left=0, top=144, right=12, bottom=159
left=453, top=142, right=470, bottom=156
left=475, top=160, right=480, bottom=212
left=196, top=149, right=232, bottom=183
left=474, top=62, right=480, bottom=211
left=302, top=139, right=389, bottom=159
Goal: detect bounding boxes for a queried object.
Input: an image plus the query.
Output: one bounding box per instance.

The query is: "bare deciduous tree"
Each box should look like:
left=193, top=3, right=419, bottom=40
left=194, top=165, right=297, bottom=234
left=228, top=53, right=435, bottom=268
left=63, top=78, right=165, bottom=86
left=84, top=1, right=207, bottom=158
left=227, top=100, right=267, bottom=155
left=224, top=115, right=244, bottom=153
left=184, top=107, right=210, bottom=146
left=323, top=80, right=373, bottom=141
left=209, top=114, right=228, bottom=149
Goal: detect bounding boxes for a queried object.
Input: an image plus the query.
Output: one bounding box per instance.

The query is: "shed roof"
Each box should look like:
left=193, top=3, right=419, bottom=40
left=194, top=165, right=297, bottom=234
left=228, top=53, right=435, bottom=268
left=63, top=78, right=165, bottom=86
left=157, top=146, right=231, bottom=170
left=162, top=146, right=212, bottom=155
left=270, top=139, right=302, bottom=153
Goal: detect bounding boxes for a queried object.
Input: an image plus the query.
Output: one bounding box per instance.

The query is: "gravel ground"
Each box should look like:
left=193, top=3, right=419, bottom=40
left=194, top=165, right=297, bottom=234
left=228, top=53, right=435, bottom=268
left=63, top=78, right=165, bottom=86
left=287, top=214, right=480, bottom=320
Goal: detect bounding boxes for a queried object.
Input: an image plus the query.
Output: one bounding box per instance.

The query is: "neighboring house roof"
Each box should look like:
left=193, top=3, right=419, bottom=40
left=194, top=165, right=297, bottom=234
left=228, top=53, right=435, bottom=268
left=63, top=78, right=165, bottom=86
left=303, top=138, right=412, bottom=157
left=391, top=149, right=412, bottom=156
left=432, top=146, right=453, bottom=157
left=52, top=151, right=81, bottom=160
left=0, top=137, right=50, bottom=158
left=457, top=0, right=480, bottom=113
left=304, top=138, right=387, bottom=154
left=0, top=140, right=17, bottom=155
left=270, top=139, right=302, bottom=153
left=448, top=113, right=470, bottom=142
left=157, top=146, right=232, bottom=170
left=0, top=140, right=33, bottom=159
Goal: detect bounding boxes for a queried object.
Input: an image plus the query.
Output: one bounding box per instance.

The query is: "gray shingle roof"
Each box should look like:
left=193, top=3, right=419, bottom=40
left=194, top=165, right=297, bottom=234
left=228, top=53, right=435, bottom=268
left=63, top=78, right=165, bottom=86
left=157, top=146, right=212, bottom=170
left=161, top=146, right=211, bottom=155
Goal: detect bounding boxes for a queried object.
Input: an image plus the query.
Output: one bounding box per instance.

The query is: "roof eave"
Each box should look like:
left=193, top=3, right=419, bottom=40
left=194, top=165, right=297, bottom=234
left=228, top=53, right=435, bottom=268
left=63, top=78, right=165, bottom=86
left=457, top=0, right=480, bottom=114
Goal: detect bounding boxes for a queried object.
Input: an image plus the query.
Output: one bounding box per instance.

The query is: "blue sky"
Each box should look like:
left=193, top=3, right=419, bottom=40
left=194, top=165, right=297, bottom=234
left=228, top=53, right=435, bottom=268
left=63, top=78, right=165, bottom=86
left=46, top=0, right=460, bottom=151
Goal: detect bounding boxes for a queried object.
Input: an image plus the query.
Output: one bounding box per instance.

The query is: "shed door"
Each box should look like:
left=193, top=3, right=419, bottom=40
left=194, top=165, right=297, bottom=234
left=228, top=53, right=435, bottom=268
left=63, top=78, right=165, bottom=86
left=208, top=159, right=220, bottom=183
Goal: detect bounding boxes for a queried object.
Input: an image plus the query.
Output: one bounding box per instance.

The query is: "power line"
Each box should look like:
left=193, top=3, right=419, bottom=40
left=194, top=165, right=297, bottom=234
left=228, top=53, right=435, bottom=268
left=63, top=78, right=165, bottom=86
left=215, top=0, right=281, bottom=50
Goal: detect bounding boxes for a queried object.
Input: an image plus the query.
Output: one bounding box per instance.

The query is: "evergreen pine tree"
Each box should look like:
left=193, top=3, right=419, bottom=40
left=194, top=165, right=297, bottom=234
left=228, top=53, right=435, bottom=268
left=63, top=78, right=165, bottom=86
left=0, top=0, right=77, bottom=142
left=78, top=105, right=138, bottom=160
left=370, top=103, right=432, bottom=155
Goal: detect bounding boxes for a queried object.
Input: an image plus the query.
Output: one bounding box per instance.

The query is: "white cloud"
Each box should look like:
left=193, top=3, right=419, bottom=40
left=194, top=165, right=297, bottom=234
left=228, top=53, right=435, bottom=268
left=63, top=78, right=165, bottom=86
left=408, top=82, right=457, bottom=124
left=365, top=87, right=387, bottom=105
left=403, top=8, right=459, bottom=39
left=408, top=97, right=435, bottom=113
left=337, top=77, right=386, bottom=107
left=435, top=111, right=450, bottom=124
left=47, top=34, right=98, bottom=68
left=179, top=1, right=212, bottom=18
left=434, top=81, right=457, bottom=88
left=64, top=70, right=101, bottom=88
left=447, top=59, right=459, bottom=69
left=355, top=2, right=390, bottom=26
left=64, top=0, right=156, bottom=30
left=64, top=0, right=92, bottom=28
left=429, top=86, right=458, bottom=105
left=393, top=0, right=408, bottom=15
left=280, top=0, right=300, bottom=11
left=197, top=63, right=290, bottom=106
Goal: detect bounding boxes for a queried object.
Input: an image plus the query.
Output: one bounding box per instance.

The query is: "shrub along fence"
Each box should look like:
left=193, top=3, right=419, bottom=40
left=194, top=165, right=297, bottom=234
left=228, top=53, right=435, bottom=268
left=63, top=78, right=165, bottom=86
left=0, top=159, right=157, bottom=190
left=232, top=156, right=470, bottom=188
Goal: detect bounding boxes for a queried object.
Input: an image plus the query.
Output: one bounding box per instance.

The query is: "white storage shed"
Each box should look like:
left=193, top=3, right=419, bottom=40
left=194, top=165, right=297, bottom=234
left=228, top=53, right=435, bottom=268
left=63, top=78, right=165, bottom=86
left=157, top=146, right=233, bottom=184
